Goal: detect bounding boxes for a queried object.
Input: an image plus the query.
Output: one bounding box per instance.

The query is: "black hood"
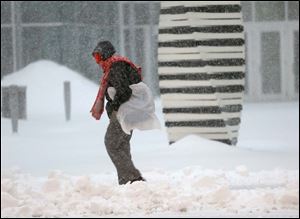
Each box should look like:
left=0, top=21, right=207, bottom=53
left=92, top=41, right=116, bottom=60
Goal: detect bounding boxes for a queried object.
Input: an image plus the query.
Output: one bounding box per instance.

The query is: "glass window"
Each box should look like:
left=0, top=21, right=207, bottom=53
left=241, top=1, right=252, bottom=22
left=75, top=2, right=118, bottom=25
left=60, top=1, right=78, bottom=23
left=134, top=3, right=150, bottom=25
left=288, top=1, right=299, bottom=20
left=261, top=32, right=281, bottom=94
left=1, top=27, right=13, bottom=77
left=77, top=2, right=105, bottom=25
left=124, top=29, right=132, bottom=60
left=1, top=1, right=11, bottom=24
left=135, top=28, right=145, bottom=67
left=60, top=25, right=80, bottom=70
left=255, top=1, right=285, bottom=21
left=22, top=26, right=62, bottom=66
left=123, top=3, right=130, bottom=26
left=151, top=2, right=161, bottom=25
left=21, top=1, right=63, bottom=23
left=294, top=31, right=299, bottom=93
left=105, top=2, right=118, bottom=26
left=77, top=26, right=101, bottom=81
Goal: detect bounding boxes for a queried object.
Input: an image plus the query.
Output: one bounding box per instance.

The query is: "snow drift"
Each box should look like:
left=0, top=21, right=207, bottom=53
left=1, top=60, right=98, bottom=116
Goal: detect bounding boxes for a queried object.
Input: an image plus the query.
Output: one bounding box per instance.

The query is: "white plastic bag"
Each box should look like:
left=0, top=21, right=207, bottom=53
left=107, top=82, right=161, bottom=134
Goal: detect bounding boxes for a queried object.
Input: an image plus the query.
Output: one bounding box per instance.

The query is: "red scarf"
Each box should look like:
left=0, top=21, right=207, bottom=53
left=90, top=55, right=142, bottom=120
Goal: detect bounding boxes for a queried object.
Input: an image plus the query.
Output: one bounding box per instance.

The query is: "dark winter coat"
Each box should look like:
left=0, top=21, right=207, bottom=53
left=105, top=61, right=142, bottom=118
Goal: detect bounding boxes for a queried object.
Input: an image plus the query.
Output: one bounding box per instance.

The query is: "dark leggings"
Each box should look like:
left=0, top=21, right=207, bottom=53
left=104, top=113, right=142, bottom=185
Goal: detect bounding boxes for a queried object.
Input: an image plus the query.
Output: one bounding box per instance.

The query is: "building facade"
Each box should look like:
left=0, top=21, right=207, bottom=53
left=242, top=1, right=298, bottom=101
left=1, top=1, right=299, bottom=101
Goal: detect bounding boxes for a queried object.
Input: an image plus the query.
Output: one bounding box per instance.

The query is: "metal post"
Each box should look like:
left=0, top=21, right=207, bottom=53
left=9, top=85, right=19, bottom=133
left=64, top=81, right=71, bottom=121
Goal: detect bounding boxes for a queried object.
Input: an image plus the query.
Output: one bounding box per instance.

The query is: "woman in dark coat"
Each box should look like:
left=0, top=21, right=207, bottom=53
left=90, top=41, right=145, bottom=185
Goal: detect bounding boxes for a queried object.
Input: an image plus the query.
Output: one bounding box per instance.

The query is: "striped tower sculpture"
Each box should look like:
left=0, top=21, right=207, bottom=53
left=158, top=1, right=246, bottom=145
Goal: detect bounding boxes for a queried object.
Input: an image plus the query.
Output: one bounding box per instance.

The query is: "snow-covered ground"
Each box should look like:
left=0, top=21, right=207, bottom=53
left=1, top=61, right=299, bottom=217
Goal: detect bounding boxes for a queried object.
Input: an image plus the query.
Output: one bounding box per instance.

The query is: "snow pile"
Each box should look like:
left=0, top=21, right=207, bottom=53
left=1, top=60, right=98, bottom=116
left=1, top=167, right=299, bottom=218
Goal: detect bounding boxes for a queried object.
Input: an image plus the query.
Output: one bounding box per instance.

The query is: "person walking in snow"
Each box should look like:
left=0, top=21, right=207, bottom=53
left=90, top=41, right=160, bottom=185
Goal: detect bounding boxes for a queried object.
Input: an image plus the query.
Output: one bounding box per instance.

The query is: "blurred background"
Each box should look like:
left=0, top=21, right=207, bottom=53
left=1, top=1, right=299, bottom=101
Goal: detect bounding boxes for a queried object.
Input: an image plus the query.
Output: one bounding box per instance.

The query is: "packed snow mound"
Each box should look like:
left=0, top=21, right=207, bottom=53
left=148, top=135, right=297, bottom=171
left=171, top=135, right=235, bottom=152
left=1, top=168, right=298, bottom=217
left=1, top=60, right=99, bottom=116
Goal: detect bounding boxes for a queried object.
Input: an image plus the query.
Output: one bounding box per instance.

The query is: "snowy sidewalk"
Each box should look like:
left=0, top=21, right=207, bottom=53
left=1, top=167, right=299, bottom=218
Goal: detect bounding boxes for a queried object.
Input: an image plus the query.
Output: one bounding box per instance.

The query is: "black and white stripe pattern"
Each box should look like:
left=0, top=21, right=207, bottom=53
left=158, top=1, right=246, bottom=145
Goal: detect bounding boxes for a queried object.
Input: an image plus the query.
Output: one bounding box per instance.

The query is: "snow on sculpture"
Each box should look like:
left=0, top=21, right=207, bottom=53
left=158, top=1, right=246, bottom=145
